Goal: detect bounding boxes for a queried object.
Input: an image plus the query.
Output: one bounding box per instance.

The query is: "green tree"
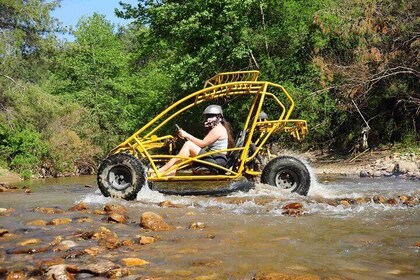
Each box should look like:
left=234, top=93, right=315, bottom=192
left=0, top=0, right=61, bottom=81
left=52, top=13, right=135, bottom=149
left=312, top=0, right=419, bottom=149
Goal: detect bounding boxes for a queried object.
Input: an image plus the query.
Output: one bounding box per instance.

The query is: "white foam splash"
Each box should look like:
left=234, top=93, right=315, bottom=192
left=135, top=183, right=166, bottom=203
left=82, top=190, right=117, bottom=204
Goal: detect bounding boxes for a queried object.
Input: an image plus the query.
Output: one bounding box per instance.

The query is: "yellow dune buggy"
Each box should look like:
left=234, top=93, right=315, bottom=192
left=97, top=71, right=310, bottom=200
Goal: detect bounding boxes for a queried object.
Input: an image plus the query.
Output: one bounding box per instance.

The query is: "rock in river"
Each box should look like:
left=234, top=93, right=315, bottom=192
left=140, top=212, right=172, bottom=231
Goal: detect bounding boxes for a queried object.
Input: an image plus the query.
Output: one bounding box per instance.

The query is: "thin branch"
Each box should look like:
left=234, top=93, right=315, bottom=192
left=351, top=99, right=370, bottom=129
left=259, top=1, right=270, bottom=58
left=248, top=48, right=260, bottom=69
left=1, top=74, right=25, bottom=89
left=309, top=86, right=335, bottom=95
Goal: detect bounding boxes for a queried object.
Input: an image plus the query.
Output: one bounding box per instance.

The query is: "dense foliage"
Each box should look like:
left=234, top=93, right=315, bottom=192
left=0, top=0, right=418, bottom=178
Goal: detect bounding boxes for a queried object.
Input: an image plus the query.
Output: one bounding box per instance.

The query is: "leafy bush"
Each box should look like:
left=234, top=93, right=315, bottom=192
left=6, top=128, right=49, bottom=179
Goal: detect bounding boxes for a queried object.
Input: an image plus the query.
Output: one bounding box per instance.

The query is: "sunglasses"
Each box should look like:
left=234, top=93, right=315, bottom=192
left=204, top=114, right=219, bottom=118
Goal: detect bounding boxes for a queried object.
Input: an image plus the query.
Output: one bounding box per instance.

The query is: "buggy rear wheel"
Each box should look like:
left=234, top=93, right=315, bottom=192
left=261, top=156, right=310, bottom=196
left=97, top=153, right=146, bottom=200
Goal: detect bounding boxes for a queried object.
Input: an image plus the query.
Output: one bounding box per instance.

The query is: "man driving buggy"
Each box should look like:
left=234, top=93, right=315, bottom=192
left=157, top=105, right=234, bottom=176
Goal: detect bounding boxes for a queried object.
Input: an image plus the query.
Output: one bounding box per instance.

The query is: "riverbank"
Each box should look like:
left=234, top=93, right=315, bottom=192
left=303, top=148, right=419, bottom=179
left=0, top=167, right=21, bottom=184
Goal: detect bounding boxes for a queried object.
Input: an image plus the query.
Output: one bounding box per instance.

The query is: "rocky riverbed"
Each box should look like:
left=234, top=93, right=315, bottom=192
left=1, top=179, right=419, bottom=279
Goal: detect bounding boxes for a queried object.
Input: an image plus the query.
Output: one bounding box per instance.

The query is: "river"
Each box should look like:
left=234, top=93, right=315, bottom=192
left=0, top=174, right=419, bottom=279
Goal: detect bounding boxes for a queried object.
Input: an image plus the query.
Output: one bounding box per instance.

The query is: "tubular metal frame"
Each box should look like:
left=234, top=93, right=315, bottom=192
left=109, top=71, right=308, bottom=182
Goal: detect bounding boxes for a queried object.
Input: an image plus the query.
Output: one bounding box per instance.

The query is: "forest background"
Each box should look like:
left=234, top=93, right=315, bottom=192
left=0, top=0, right=418, bottom=179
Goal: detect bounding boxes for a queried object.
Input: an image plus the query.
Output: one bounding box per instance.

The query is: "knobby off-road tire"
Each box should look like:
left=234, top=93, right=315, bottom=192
left=261, top=156, right=311, bottom=196
left=97, top=153, right=146, bottom=200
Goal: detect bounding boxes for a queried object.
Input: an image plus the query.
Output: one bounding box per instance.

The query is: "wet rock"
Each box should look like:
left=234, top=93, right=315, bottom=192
left=92, top=227, right=118, bottom=239
left=108, top=212, right=127, bottom=224
left=33, top=207, right=64, bottom=214
left=356, top=197, right=369, bottom=204
left=0, top=183, right=18, bottom=192
left=139, top=236, right=156, bottom=245
left=205, top=234, right=216, bottom=239
left=106, top=268, right=130, bottom=278
left=76, top=217, right=93, bottom=223
left=282, top=208, right=304, bottom=216
left=372, top=195, right=387, bottom=204
left=6, top=245, right=50, bottom=254
left=121, top=257, right=149, bottom=266
left=63, top=250, right=87, bottom=259
left=84, top=246, right=106, bottom=256
left=49, top=236, right=63, bottom=246
left=411, top=242, right=420, bottom=247
left=35, top=257, right=65, bottom=270
left=26, top=219, right=48, bottom=226
left=399, top=195, right=409, bottom=203
left=282, top=203, right=303, bottom=210
left=0, top=268, right=7, bottom=276
left=47, top=218, right=72, bottom=226
left=121, top=239, right=135, bottom=246
left=47, top=264, right=78, bottom=280
left=253, top=272, right=321, bottom=280
left=324, top=199, right=339, bottom=207
left=340, top=200, right=350, bottom=206
left=0, top=208, right=15, bottom=216
left=0, top=229, right=9, bottom=237
left=403, top=198, right=416, bottom=207
left=68, top=202, right=89, bottom=211
left=104, top=204, right=127, bottom=214
left=97, top=233, right=121, bottom=249
left=73, top=231, right=95, bottom=240
left=84, top=184, right=93, bottom=188
left=140, top=212, right=172, bottom=231
left=189, top=222, right=206, bottom=230
left=386, top=198, right=398, bottom=205
left=53, top=240, right=78, bottom=252
left=18, top=239, right=41, bottom=246
left=79, top=259, right=120, bottom=275
left=92, top=209, right=107, bottom=215
left=158, top=200, right=184, bottom=208
left=282, top=202, right=305, bottom=216
left=24, top=188, right=32, bottom=194
left=6, top=271, right=26, bottom=280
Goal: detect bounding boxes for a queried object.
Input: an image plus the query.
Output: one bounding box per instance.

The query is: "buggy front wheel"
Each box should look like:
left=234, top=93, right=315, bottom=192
left=97, top=153, right=146, bottom=200
left=261, top=156, right=311, bottom=196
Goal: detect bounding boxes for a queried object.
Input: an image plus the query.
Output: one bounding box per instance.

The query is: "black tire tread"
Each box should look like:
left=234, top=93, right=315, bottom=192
left=97, top=153, right=146, bottom=200
left=261, top=156, right=311, bottom=196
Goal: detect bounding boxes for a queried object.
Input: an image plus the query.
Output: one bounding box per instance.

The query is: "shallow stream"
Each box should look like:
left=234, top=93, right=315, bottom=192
left=0, top=174, right=419, bottom=279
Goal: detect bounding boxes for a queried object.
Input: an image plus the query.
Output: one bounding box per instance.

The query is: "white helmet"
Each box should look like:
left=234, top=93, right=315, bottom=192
left=258, top=111, right=268, bottom=120
left=203, top=105, right=223, bottom=116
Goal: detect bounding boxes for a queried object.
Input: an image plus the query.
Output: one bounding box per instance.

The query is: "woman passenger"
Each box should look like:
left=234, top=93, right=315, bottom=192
left=157, top=105, right=234, bottom=176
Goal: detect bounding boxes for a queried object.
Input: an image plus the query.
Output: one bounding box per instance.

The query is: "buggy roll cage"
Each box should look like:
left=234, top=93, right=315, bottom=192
left=109, top=70, right=308, bottom=181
